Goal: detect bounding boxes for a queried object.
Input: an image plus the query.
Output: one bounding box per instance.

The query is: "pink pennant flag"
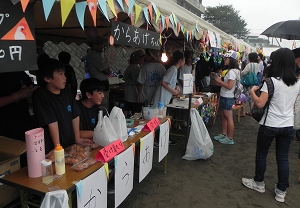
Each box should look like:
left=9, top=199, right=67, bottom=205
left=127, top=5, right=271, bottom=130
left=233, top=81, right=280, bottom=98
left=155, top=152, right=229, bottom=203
left=87, top=0, right=97, bottom=27
left=165, top=16, right=169, bottom=30
left=148, top=4, right=153, bottom=21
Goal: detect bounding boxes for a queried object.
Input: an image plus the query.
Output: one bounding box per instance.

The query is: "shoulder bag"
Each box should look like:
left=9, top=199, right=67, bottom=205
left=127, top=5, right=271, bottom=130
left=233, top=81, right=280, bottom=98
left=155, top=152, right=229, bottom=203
left=241, top=63, right=259, bottom=86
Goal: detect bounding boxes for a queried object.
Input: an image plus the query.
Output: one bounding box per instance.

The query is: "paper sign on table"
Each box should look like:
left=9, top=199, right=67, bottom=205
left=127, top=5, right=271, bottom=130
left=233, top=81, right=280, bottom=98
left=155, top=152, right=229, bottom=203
left=142, top=117, right=160, bottom=132
left=76, top=166, right=107, bottom=208
left=139, top=132, right=154, bottom=182
left=158, top=121, right=170, bottom=162
left=95, top=139, right=125, bottom=162
left=183, top=74, right=193, bottom=94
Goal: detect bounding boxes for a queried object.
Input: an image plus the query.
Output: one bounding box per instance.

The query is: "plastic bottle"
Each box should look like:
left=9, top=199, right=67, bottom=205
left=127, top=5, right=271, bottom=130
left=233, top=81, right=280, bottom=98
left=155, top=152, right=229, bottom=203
left=54, top=144, right=65, bottom=175
left=41, top=159, right=53, bottom=184
left=158, top=102, right=164, bottom=118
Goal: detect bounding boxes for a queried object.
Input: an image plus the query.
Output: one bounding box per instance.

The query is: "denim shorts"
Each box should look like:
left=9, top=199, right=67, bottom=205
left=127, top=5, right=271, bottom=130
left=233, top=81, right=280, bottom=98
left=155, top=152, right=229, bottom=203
left=220, top=96, right=234, bottom=110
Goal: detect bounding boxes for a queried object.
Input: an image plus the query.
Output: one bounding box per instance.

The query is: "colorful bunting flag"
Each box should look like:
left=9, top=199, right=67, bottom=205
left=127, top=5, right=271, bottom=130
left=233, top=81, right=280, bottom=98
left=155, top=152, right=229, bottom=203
left=60, top=0, right=75, bottom=26
left=161, top=15, right=165, bottom=31
left=116, top=0, right=124, bottom=11
left=41, top=0, right=55, bottom=20
left=87, top=0, right=97, bottom=26
left=143, top=7, right=150, bottom=24
left=75, top=1, right=86, bottom=30
left=148, top=4, right=153, bottom=21
left=177, top=22, right=180, bottom=34
left=107, top=0, right=117, bottom=17
left=20, top=0, right=29, bottom=12
left=124, top=0, right=129, bottom=7
left=168, top=14, right=174, bottom=27
left=98, top=0, right=109, bottom=21
left=134, top=4, right=142, bottom=25
left=127, top=0, right=135, bottom=15
left=165, top=16, right=169, bottom=30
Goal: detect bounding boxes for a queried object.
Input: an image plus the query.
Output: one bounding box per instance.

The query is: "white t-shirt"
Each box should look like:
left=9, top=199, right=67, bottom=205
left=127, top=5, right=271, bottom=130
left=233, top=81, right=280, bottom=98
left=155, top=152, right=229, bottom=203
left=137, top=62, right=166, bottom=103
left=220, top=69, right=240, bottom=98
left=152, top=65, right=178, bottom=106
left=259, top=77, right=300, bottom=127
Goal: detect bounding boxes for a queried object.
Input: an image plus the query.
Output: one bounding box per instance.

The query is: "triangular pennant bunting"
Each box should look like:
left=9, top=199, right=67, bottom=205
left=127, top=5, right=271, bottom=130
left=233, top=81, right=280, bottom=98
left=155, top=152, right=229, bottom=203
left=165, top=16, right=169, bottom=30
left=41, top=0, right=55, bottom=20
left=134, top=4, right=142, bottom=25
left=107, top=0, right=117, bottom=17
left=20, top=0, right=30, bottom=12
left=75, top=1, right=86, bottom=30
left=168, top=14, right=174, bottom=27
left=127, top=0, right=135, bottom=15
left=60, top=0, right=75, bottom=26
left=161, top=15, right=165, bottom=30
left=143, top=7, right=150, bottom=24
left=148, top=4, right=153, bottom=21
left=98, top=0, right=109, bottom=21
left=87, top=0, right=97, bottom=26
left=116, top=0, right=124, bottom=11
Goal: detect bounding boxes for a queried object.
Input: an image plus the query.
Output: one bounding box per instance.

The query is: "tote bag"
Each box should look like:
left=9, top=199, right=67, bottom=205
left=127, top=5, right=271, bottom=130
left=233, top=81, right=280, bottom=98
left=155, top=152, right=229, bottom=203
left=241, top=63, right=259, bottom=86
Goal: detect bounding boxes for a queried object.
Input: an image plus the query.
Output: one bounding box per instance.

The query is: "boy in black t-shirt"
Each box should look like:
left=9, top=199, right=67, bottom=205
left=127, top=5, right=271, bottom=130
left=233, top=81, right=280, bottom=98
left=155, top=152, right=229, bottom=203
left=32, top=58, right=91, bottom=154
left=77, top=78, right=107, bottom=139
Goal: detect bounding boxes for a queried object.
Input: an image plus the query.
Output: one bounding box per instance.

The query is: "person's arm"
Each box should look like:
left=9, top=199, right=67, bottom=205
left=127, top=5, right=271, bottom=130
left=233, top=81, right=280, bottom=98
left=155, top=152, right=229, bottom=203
left=72, top=116, right=93, bottom=145
left=193, top=81, right=196, bottom=94
left=79, top=130, right=94, bottom=139
left=0, top=85, right=36, bottom=107
left=241, top=64, right=251, bottom=76
left=161, top=81, right=180, bottom=95
left=249, top=86, right=268, bottom=108
left=48, top=121, right=60, bottom=147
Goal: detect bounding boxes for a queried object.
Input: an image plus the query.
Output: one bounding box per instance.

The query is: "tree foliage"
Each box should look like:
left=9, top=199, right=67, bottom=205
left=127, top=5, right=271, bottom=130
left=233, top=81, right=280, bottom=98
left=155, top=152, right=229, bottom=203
left=203, top=4, right=250, bottom=39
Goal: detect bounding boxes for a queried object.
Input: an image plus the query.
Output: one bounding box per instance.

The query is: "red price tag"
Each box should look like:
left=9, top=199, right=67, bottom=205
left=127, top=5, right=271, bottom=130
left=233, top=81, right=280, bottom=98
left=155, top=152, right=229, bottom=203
left=142, top=117, right=160, bottom=132
left=95, top=139, right=125, bottom=162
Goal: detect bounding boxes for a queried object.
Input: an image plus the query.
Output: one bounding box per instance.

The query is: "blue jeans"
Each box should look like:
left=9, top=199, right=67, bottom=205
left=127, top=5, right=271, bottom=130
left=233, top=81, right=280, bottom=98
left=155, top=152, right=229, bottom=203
left=254, top=125, right=294, bottom=191
left=220, top=96, right=234, bottom=110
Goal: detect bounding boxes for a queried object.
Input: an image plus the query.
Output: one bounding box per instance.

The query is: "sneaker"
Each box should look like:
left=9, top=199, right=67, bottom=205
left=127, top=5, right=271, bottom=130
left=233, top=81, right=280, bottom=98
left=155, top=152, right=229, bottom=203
left=218, top=136, right=234, bottom=145
left=169, top=140, right=177, bottom=145
left=242, top=178, right=265, bottom=193
left=275, top=186, right=286, bottom=203
left=213, top=134, right=225, bottom=141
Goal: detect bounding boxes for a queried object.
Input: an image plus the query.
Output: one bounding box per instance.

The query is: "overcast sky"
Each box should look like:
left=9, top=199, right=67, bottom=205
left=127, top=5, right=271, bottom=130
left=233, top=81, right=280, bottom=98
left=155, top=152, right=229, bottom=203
left=202, top=0, right=300, bottom=48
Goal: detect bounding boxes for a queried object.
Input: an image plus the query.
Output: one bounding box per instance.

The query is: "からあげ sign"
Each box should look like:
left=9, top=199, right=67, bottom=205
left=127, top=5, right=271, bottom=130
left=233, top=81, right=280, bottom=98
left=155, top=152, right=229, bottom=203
left=111, top=21, right=161, bottom=50
left=0, top=1, right=38, bottom=73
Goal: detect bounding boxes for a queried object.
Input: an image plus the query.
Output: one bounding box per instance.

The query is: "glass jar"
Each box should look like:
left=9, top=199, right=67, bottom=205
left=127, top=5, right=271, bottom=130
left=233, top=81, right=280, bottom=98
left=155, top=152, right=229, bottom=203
left=41, top=159, right=53, bottom=184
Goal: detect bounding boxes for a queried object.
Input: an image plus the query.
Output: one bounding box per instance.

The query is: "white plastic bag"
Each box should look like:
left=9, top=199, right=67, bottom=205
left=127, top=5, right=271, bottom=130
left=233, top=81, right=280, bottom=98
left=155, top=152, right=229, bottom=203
left=109, top=106, right=128, bottom=142
left=93, top=110, right=119, bottom=147
left=294, top=95, right=300, bottom=130
left=182, top=108, right=214, bottom=160
left=40, top=190, right=69, bottom=208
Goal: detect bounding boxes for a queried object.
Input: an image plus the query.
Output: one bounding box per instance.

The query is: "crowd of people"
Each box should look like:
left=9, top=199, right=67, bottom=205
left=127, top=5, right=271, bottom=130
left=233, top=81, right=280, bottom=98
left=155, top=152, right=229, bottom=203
left=1, top=36, right=300, bottom=204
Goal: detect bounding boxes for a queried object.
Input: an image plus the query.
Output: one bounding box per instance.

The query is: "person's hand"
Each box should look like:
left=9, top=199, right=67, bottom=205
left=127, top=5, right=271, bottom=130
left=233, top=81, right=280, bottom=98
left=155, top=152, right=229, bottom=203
left=250, top=86, right=259, bottom=92
left=214, top=76, right=222, bottom=83
left=76, top=138, right=94, bottom=145
left=173, top=86, right=180, bottom=95
left=13, top=85, right=38, bottom=101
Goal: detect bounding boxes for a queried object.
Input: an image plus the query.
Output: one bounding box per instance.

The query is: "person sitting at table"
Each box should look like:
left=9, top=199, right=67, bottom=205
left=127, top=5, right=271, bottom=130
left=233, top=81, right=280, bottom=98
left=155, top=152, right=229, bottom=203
left=76, top=78, right=108, bottom=139
left=32, top=58, right=92, bottom=154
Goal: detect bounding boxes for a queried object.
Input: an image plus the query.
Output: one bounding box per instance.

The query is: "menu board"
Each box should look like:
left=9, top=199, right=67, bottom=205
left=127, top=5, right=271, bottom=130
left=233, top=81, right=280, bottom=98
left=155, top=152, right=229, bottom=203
left=0, top=1, right=38, bottom=73
left=111, top=21, right=161, bottom=49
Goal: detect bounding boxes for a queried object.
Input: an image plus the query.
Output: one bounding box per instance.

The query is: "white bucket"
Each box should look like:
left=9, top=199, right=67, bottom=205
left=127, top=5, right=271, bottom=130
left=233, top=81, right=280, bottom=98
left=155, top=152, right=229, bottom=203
left=142, top=107, right=159, bottom=120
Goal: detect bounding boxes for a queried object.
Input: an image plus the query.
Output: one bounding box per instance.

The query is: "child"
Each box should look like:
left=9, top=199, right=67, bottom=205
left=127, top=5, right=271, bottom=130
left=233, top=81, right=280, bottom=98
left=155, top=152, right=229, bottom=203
left=32, top=58, right=90, bottom=154
left=152, top=50, right=185, bottom=106
left=76, top=78, right=107, bottom=139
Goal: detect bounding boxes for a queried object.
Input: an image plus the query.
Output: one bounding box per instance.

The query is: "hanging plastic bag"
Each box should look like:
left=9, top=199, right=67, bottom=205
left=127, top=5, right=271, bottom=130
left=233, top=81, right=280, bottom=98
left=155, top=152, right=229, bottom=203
left=182, top=109, right=214, bottom=160
left=93, top=110, right=119, bottom=147
left=109, top=106, right=128, bottom=142
left=40, top=190, right=69, bottom=208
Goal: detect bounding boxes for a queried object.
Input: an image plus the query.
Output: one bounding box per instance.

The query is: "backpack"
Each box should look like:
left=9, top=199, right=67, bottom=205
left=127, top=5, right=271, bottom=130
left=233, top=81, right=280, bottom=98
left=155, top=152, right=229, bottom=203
left=233, top=69, right=243, bottom=99
left=251, top=78, right=274, bottom=123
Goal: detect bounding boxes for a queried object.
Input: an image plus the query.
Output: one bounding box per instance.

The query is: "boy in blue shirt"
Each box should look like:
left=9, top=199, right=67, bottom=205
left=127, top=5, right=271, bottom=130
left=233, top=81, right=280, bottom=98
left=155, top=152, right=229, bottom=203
left=32, top=58, right=90, bottom=154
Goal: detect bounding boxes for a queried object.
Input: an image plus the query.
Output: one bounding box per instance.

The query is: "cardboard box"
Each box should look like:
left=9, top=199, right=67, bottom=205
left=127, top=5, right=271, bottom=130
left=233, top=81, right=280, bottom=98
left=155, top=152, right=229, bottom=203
left=0, top=136, right=26, bottom=208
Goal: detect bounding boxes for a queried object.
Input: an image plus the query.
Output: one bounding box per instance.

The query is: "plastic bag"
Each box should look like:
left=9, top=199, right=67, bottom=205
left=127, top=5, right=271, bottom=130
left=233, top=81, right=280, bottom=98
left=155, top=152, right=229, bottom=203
left=109, top=106, right=128, bottom=142
left=182, top=109, right=214, bottom=160
left=93, top=110, right=119, bottom=147
left=40, top=190, right=69, bottom=208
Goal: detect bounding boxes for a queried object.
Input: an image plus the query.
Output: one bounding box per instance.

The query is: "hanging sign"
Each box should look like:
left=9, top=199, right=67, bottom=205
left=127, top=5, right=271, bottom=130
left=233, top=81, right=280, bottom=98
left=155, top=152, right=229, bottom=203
left=0, top=1, right=38, bottom=73
left=111, top=21, right=161, bottom=49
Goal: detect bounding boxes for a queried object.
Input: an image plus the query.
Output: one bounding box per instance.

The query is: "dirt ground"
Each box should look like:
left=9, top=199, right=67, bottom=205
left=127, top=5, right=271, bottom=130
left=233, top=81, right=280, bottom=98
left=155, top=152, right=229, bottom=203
left=115, top=112, right=300, bottom=208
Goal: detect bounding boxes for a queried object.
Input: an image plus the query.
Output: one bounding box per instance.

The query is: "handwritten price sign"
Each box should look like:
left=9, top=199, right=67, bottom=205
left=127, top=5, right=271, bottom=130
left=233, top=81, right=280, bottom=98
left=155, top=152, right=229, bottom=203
left=142, top=117, right=160, bottom=132
left=95, top=139, right=125, bottom=162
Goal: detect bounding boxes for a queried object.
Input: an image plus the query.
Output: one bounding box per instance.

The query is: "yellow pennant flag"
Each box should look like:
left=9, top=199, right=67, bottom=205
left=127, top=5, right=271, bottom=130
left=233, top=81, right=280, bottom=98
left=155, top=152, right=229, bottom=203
left=155, top=9, right=161, bottom=23
left=60, top=0, right=75, bottom=26
left=134, top=4, right=142, bottom=25
left=107, top=0, right=117, bottom=17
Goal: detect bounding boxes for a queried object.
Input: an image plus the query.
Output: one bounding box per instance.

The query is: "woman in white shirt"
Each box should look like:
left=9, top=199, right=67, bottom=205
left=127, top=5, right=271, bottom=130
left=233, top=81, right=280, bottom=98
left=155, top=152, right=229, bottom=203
left=242, top=48, right=300, bottom=203
left=213, top=50, right=240, bottom=145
